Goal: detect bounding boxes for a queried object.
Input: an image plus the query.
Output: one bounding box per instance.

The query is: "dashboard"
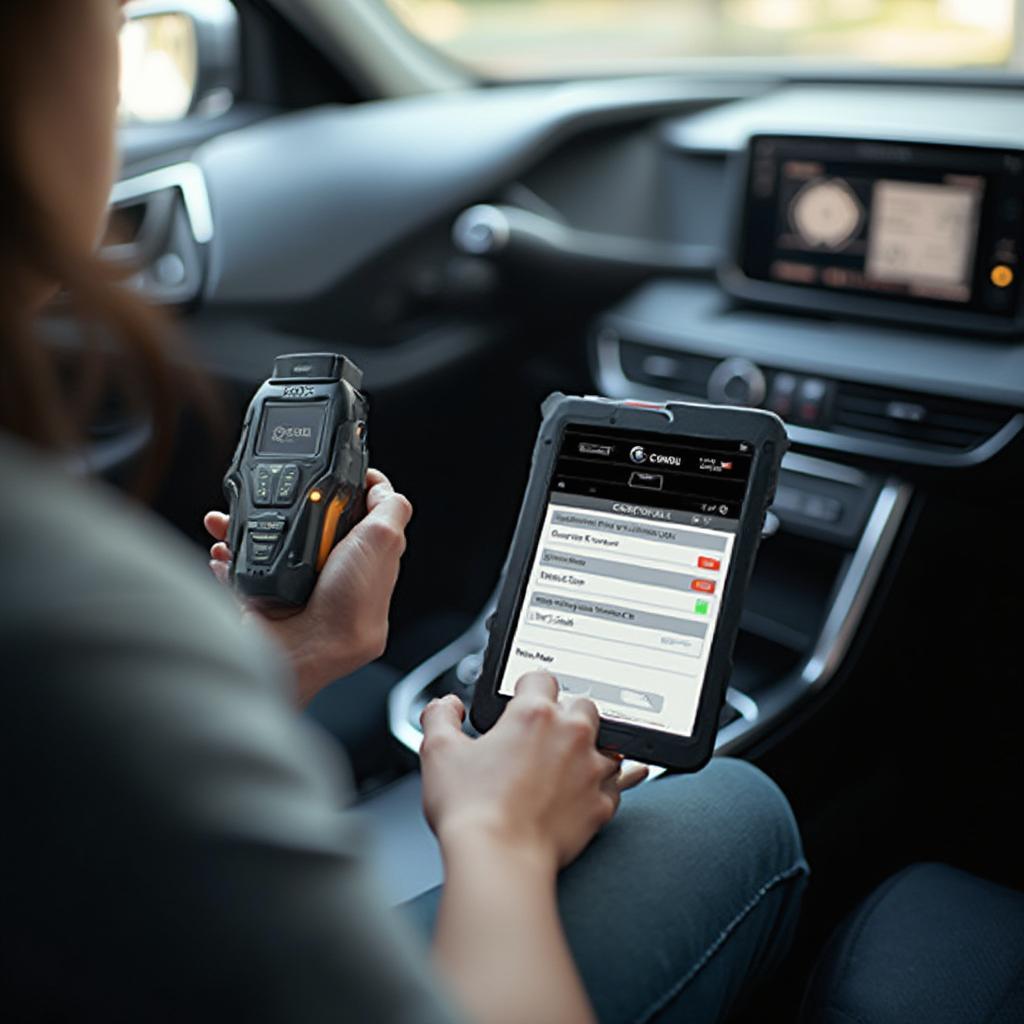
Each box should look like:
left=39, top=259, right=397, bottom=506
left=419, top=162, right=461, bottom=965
left=111, top=77, right=1024, bottom=476
left=498, top=83, right=1024, bottom=470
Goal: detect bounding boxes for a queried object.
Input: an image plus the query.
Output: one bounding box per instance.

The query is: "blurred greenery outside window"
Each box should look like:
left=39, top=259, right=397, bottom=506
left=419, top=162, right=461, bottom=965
left=385, top=0, right=1022, bottom=77
left=119, top=12, right=198, bottom=123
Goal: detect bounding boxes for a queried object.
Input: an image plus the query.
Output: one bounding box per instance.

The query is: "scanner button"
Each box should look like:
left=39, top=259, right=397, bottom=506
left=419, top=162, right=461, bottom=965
left=275, top=464, right=301, bottom=506
left=253, top=466, right=274, bottom=506
left=249, top=541, right=277, bottom=564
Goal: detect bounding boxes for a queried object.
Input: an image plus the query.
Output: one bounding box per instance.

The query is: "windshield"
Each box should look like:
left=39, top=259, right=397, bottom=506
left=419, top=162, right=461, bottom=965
left=385, top=0, right=1019, bottom=78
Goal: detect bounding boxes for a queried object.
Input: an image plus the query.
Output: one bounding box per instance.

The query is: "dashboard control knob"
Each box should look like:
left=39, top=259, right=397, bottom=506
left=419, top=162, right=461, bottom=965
left=707, top=358, right=767, bottom=407
left=452, top=205, right=511, bottom=255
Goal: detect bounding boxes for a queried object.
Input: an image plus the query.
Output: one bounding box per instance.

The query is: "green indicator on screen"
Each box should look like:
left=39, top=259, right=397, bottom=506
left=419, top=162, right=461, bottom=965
left=695, top=599, right=709, bottom=615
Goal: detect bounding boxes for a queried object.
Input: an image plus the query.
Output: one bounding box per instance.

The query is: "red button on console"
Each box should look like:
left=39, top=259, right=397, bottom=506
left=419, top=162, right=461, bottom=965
left=692, top=579, right=716, bottom=593
left=698, top=556, right=721, bottom=571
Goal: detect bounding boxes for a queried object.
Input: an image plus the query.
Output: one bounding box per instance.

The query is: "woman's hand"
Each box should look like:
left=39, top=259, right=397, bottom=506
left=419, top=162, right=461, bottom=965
left=420, top=672, right=648, bottom=874
left=422, top=674, right=648, bottom=1024
left=204, top=469, right=412, bottom=705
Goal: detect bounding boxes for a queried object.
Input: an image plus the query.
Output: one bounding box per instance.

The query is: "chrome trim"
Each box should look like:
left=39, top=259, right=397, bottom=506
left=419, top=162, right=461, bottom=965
left=594, top=331, right=1024, bottom=469
left=801, top=479, right=912, bottom=686
left=711, top=477, right=912, bottom=756
left=726, top=686, right=759, bottom=722
left=696, top=689, right=762, bottom=758
left=780, top=451, right=867, bottom=486
left=110, top=163, right=214, bottom=245
left=761, top=509, right=780, bottom=538
left=387, top=617, right=487, bottom=756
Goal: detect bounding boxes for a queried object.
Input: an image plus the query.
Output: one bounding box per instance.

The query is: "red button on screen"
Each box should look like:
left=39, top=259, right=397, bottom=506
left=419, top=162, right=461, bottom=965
left=698, top=556, right=721, bottom=571
left=692, top=579, right=716, bottom=593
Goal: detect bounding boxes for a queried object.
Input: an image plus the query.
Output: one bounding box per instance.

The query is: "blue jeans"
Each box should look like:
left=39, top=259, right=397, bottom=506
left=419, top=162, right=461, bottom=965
left=405, top=758, right=809, bottom=1024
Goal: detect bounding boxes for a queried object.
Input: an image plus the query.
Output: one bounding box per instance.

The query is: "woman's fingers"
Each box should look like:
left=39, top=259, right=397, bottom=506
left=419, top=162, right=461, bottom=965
left=420, top=693, right=467, bottom=740
left=564, top=695, right=601, bottom=732
left=206, top=472, right=401, bottom=563
left=205, top=472, right=387, bottom=541
left=204, top=510, right=229, bottom=542
left=210, top=541, right=231, bottom=563
left=355, top=475, right=413, bottom=539
left=514, top=671, right=559, bottom=701
left=617, top=762, right=650, bottom=791
left=364, top=469, right=396, bottom=512
left=597, top=752, right=623, bottom=782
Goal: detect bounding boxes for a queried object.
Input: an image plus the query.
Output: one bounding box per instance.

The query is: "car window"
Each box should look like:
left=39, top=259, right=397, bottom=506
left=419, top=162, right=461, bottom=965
left=119, top=12, right=198, bottom=123
left=384, top=0, right=1018, bottom=78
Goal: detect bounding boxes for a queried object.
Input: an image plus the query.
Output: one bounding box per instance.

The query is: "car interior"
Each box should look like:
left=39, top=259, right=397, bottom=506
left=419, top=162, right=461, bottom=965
left=66, top=0, right=1024, bottom=1017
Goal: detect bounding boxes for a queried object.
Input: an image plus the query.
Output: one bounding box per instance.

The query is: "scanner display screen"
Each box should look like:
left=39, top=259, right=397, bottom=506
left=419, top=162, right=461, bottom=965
left=255, top=403, right=328, bottom=457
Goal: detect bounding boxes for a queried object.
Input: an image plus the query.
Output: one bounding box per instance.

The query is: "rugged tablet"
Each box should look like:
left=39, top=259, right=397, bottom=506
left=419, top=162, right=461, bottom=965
left=472, top=394, right=786, bottom=772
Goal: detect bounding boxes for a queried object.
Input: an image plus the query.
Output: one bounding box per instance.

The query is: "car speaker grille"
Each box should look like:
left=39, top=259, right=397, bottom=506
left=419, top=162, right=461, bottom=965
left=832, top=382, right=1014, bottom=451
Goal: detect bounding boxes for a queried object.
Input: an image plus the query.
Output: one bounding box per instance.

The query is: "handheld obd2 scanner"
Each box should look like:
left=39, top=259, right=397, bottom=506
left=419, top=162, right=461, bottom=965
left=224, top=353, right=369, bottom=606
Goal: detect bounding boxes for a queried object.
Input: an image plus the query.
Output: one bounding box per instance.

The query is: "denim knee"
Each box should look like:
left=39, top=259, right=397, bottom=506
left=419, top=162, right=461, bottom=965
left=625, top=757, right=807, bottom=885
left=701, top=758, right=807, bottom=877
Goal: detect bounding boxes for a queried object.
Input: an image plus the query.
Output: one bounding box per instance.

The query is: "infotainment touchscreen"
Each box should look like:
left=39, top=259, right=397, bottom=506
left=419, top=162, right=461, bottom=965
left=729, top=135, right=1024, bottom=329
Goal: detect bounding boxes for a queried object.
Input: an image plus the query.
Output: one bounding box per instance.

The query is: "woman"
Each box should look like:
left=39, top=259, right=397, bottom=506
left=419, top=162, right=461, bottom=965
left=0, top=3, right=807, bottom=1022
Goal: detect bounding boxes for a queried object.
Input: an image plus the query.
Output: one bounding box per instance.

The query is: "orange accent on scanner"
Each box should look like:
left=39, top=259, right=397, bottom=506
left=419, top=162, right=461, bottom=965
left=991, top=264, right=1014, bottom=288
left=316, top=493, right=351, bottom=571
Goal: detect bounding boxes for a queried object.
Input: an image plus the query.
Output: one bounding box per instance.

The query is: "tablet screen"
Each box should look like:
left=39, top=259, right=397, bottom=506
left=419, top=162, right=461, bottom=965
left=497, top=425, right=753, bottom=738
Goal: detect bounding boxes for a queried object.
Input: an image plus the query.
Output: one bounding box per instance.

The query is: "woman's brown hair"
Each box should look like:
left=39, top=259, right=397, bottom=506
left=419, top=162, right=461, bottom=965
left=0, top=2, right=220, bottom=497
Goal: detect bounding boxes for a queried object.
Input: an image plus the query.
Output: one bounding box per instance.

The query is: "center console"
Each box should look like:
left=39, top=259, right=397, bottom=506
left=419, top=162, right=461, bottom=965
left=387, top=128, right=1024, bottom=768
left=387, top=295, right=1018, bottom=768
left=388, top=441, right=910, bottom=767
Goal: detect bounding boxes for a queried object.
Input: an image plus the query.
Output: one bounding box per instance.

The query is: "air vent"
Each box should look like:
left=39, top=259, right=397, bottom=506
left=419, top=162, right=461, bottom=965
left=106, top=164, right=212, bottom=306
left=832, top=382, right=1013, bottom=451
left=619, top=341, right=717, bottom=398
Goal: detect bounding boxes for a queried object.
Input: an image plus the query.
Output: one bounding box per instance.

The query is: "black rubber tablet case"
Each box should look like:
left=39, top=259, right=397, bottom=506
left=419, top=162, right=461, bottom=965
left=471, top=394, right=787, bottom=772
